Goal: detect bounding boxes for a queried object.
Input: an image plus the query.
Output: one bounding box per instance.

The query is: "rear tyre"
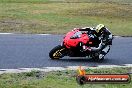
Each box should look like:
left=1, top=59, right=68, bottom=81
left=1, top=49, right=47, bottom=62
left=49, top=45, right=66, bottom=60
left=93, top=56, right=99, bottom=62
left=92, top=51, right=104, bottom=62
left=93, top=56, right=104, bottom=62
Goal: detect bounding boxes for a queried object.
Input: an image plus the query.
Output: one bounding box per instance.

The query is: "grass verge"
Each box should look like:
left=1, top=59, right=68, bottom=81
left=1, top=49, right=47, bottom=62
left=0, top=67, right=132, bottom=88
left=0, top=0, right=132, bottom=36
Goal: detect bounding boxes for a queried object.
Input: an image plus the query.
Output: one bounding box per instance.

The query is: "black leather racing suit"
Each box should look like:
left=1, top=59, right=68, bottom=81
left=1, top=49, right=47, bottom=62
left=79, top=27, right=113, bottom=59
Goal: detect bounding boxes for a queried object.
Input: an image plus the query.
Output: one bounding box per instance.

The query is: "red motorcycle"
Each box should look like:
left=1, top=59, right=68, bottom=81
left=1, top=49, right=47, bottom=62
left=49, top=29, right=102, bottom=61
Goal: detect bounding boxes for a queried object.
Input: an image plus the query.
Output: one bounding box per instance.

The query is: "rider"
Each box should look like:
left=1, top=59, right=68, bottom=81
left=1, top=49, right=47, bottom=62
left=79, top=24, right=113, bottom=59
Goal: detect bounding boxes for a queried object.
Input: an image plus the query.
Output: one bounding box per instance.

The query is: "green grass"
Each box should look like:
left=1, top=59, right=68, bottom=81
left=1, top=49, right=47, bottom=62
left=0, top=0, right=132, bottom=36
left=0, top=67, right=132, bottom=88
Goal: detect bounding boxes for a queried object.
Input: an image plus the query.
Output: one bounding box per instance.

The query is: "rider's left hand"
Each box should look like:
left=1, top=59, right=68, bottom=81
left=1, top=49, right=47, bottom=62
left=83, top=45, right=91, bottom=51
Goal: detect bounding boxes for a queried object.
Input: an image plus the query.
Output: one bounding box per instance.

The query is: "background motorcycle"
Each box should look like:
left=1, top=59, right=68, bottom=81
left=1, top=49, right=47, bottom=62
left=49, top=29, right=104, bottom=61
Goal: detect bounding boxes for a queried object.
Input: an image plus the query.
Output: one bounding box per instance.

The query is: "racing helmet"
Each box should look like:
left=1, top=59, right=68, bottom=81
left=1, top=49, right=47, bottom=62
left=95, top=24, right=105, bottom=33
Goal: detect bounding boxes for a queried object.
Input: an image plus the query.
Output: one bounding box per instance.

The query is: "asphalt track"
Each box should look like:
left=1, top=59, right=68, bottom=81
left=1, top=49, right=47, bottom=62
left=0, top=34, right=132, bottom=69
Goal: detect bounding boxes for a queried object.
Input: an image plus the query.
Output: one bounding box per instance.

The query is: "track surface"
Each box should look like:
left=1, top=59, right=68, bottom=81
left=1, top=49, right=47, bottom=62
left=0, top=34, right=132, bottom=69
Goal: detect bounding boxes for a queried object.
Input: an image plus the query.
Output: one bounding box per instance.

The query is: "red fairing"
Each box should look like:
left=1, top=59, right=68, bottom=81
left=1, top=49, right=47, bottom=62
left=63, top=30, right=89, bottom=48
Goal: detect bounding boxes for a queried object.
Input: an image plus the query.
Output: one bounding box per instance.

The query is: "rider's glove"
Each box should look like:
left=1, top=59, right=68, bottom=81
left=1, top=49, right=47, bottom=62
left=83, top=45, right=91, bottom=51
left=87, top=47, right=92, bottom=51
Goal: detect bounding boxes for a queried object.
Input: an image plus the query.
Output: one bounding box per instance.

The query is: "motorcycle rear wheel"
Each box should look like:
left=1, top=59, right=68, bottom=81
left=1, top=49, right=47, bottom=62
left=93, top=56, right=104, bottom=62
left=49, top=45, right=66, bottom=60
left=92, top=52, right=104, bottom=61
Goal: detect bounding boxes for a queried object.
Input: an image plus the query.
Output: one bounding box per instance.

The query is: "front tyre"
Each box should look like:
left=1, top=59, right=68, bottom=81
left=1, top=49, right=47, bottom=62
left=49, top=45, right=66, bottom=60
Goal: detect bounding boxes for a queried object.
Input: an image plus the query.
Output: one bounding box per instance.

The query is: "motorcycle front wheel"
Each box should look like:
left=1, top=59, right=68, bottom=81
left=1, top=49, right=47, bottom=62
left=49, top=45, right=67, bottom=60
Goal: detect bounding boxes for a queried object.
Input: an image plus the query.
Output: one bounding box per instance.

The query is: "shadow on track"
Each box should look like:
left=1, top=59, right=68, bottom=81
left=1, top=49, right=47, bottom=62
left=51, top=57, right=126, bottom=65
left=55, top=57, right=109, bottom=63
left=48, top=57, right=129, bottom=67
